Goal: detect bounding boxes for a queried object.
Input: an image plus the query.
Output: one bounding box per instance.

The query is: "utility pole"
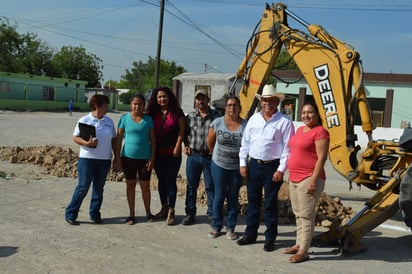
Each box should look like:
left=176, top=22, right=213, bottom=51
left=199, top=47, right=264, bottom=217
left=154, top=0, right=165, bottom=88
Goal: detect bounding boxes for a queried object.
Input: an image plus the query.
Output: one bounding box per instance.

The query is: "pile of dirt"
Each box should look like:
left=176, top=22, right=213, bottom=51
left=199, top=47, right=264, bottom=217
left=0, top=145, right=355, bottom=227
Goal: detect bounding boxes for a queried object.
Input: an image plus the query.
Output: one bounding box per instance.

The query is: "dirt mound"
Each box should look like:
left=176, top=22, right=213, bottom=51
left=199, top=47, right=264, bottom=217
left=0, top=145, right=355, bottom=227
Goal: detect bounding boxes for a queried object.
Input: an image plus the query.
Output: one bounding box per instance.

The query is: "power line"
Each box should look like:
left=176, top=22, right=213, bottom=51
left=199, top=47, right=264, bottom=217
left=2, top=0, right=411, bottom=81
left=165, top=1, right=243, bottom=58
left=2, top=1, right=238, bottom=69
left=193, top=0, right=412, bottom=12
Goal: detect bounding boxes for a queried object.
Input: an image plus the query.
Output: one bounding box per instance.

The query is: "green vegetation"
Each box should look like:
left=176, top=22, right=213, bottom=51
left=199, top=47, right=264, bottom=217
left=116, top=57, right=186, bottom=104
left=0, top=18, right=103, bottom=88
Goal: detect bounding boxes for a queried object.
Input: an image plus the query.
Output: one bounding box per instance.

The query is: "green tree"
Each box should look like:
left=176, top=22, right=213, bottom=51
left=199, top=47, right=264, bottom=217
left=262, top=48, right=299, bottom=87
left=0, top=18, right=54, bottom=75
left=104, top=79, right=129, bottom=89
left=104, top=79, right=133, bottom=104
left=51, top=45, right=103, bottom=87
left=119, top=91, right=134, bottom=105
left=123, top=56, right=186, bottom=94
left=275, top=48, right=298, bottom=70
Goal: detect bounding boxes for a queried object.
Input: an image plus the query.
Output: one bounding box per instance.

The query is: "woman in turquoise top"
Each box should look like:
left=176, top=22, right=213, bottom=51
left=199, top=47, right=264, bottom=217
left=114, top=94, right=156, bottom=225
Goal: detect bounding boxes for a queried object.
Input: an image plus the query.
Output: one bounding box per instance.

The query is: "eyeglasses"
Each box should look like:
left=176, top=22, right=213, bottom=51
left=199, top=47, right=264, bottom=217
left=226, top=104, right=239, bottom=108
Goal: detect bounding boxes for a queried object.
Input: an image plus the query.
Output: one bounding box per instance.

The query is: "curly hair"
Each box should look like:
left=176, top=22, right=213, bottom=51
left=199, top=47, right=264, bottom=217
left=146, top=86, right=182, bottom=116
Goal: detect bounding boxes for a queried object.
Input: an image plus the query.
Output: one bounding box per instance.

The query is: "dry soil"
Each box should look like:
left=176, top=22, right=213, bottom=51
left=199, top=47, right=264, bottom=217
left=1, top=110, right=412, bottom=274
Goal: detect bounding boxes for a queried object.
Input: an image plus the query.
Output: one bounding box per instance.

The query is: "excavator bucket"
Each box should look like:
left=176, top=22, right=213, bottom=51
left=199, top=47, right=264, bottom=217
left=399, top=163, right=412, bottom=229
left=312, top=225, right=367, bottom=256
left=312, top=185, right=401, bottom=256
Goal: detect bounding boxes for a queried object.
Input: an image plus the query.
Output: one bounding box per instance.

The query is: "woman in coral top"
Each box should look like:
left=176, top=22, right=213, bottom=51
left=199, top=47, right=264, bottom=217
left=285, top=100, right=330, bottom=263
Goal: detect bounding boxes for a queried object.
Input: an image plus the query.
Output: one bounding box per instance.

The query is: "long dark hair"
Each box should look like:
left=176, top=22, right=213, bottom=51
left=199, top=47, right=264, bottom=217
left=146, top=86, right=182, bottom=116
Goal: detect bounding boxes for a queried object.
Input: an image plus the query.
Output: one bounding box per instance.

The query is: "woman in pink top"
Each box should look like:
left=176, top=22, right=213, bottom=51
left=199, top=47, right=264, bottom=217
left=285, top=100, right=330, bottom=263
left=146, top=86, right=186, bottom=226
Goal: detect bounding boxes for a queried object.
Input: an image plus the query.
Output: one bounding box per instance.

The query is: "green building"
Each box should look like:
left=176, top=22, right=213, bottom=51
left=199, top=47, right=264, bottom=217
left=0, top=71, right=89, bottom=111
left=0, top=71, right=87, bottom=102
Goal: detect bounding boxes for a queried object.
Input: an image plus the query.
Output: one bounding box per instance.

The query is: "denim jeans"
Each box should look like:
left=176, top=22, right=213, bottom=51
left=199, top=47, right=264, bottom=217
left=244, top=159, right=281, bottom=242
left=210, top=161, right=242, bottom=231
left=154, top=154, right=182, bottom=208
left=185, top=151, right=213, bottom=217
left=65, top=158, right=111, bottom=221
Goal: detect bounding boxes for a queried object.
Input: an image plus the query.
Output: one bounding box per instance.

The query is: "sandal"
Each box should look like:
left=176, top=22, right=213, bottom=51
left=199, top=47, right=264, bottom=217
left=155, top=206, right=168, bottom=220
left=283, top=246, right=300, bottom=254
left=166, top=208, right=175, bottom=225
left=146, top=213, right=155, bottom=222
left=208, top=228, right=221, bottom=238
left=126, top=216, right=135, bottom=225
left=226, top=230, right=239, bottom=240
left=288, top=253, right=309, bottom=263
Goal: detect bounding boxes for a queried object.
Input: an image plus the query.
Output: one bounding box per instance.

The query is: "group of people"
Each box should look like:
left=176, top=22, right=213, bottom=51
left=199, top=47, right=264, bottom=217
left=64, top=83, right=330, bottom=263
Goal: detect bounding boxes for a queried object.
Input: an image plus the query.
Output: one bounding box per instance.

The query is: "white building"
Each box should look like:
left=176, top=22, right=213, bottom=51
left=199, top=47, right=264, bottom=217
left=173, top=72, right=237, bottom=114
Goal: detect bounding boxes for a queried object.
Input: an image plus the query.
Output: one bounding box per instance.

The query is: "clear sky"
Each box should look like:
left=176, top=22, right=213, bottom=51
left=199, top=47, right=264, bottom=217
left=2, top=0, right=412, bottom=84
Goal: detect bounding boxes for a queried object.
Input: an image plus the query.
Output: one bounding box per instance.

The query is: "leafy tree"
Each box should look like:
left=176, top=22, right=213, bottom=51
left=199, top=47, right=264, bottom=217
left=0, top=18, right=54, bottom=75
left=0, top=19, right=102, bottom=86
left=119, top=91, right=134, bottom=105
left=104, top=79, right=129, bottom=89
left=51, top=45, right=103, bottom=87
left=104, top=79, right=133, bottom=104
left=261, top=48, right=299, bottom=87
left=23, top=37, right=54, bottom=75
left=275, top=48, right=299, bottom=70
left=123, top=56, right=186, bottom=94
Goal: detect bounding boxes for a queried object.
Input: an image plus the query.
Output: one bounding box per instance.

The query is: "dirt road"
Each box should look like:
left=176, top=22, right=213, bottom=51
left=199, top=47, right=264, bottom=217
left=1, top=110, right=412, bottom=274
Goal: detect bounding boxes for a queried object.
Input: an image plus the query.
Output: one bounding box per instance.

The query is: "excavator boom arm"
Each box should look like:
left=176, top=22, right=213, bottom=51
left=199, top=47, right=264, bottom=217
left=231, top=2, right=412, bottom=255
left=236, top=3, right=374, bottom=181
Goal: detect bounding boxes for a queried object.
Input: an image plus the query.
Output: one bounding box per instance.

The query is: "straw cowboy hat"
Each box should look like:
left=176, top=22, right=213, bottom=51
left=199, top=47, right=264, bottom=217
left=255, top=84, right=285, bottom=101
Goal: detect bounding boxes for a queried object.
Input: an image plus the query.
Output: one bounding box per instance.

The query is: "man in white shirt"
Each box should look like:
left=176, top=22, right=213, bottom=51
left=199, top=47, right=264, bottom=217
left=237, top=84, right=295, bottom=252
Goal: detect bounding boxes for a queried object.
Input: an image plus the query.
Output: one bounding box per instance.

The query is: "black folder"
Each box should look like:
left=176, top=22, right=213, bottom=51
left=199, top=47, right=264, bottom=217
left=78, top=122, right=96, bottom=141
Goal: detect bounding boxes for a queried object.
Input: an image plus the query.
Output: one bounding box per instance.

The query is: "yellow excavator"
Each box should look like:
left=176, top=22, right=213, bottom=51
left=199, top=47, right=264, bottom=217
left=220, top=2, right=412, bottom=255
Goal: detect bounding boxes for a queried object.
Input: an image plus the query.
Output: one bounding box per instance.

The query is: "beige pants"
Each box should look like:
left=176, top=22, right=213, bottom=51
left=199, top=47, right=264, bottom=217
left=289, top=176, right=325, bottom=252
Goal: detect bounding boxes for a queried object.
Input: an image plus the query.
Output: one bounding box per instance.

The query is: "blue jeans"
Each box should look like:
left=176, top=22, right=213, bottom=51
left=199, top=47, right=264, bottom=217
left=185, top=151, right=213, bottom=217
left=154, top=154, right=182, bottom=208
left=244, top=159, right=281, bottom=242
left=211, top=161, right=242, bottom=231
left=65, top=158, right=111, bottom=221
